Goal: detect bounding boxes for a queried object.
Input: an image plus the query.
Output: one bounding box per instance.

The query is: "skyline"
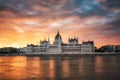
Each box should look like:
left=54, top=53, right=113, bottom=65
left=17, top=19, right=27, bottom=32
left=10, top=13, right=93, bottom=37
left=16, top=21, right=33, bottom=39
left=0, top=0, right=120, bottom=48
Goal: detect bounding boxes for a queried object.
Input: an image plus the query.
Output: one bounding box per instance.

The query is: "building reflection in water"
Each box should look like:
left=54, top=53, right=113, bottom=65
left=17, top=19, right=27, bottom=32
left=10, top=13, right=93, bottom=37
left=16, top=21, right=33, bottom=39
left=95, top=56, right=105, bottom=74
left=78, top=56, right=96, bottom=79
left=0, top=56, right=27, bottom=80
left=95, top=56, right=118, bottom=80
left=49, top=58, right=55, bottom=79
left=0, top=55, right=120, bottom=80
left=26, top=57, right=56, bottom=80
left=61, top=58, right=69, bottom=77
left=26, top=57, right=41, bottom=79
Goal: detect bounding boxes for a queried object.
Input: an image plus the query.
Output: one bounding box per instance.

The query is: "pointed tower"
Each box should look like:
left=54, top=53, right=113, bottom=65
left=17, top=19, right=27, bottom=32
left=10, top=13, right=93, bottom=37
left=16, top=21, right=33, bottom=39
left=40, top=40, right=41, bottom=45
left=47, top=36, right=50, bottom=47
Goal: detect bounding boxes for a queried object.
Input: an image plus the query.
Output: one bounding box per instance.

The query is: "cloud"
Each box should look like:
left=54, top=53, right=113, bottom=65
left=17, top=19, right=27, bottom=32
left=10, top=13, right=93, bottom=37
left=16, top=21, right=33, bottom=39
left=100, top=0, right=120, bottom=9
left=0, top=0, right=120, bottom=47
left=0, top=0, right=105, bottom=17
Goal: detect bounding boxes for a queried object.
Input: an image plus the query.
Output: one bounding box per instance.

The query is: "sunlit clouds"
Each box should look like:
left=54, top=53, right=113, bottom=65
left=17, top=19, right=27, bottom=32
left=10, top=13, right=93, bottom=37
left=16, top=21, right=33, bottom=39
left=0, top=0, right=120, bottom=48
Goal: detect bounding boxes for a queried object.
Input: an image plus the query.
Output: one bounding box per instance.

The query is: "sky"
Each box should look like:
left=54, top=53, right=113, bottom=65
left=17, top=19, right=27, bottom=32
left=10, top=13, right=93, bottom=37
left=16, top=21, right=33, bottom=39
left=0, top=0, right=120, bottom=48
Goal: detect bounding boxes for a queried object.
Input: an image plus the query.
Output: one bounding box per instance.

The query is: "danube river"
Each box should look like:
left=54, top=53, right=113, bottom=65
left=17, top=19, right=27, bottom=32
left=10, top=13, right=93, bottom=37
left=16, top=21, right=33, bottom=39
left=0, top=55, right=120, bottom=80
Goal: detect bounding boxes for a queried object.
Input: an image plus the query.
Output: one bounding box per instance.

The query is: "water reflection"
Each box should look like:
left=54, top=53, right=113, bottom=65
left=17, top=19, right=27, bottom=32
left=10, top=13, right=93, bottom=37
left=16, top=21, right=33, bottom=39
left=26, top=57, right=41, bottom=79
left=0, top=56, right=27, bottom=80
left=95, top=56, right=119, bottom=80
left=62, top=59, right=69, bottom=77
left=49, top=59, right=55, bottom=79
left=0, top=55, right=120, bottom=80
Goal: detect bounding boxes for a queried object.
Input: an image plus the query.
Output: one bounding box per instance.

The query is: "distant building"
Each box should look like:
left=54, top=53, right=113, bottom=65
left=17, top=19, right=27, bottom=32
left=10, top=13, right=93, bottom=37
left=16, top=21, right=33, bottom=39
left=97, top=45, right=120, bottom=52
left=26, top=31, right=95, bottom=54
left=115, top=45, right=120, bottom=52
left=81, top=41, right=95, bottom=53
left=0, top=47, right=18, bottom=53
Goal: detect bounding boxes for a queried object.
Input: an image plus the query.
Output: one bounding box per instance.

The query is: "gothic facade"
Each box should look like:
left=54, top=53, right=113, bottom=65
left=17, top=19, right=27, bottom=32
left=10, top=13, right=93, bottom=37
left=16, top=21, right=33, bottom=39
left=26, top=31, right=95, bottom=54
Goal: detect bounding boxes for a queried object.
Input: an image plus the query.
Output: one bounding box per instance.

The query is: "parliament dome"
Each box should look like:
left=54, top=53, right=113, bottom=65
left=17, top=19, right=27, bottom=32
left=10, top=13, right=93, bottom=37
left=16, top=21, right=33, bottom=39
left=55, top=31, right=62, bottom=40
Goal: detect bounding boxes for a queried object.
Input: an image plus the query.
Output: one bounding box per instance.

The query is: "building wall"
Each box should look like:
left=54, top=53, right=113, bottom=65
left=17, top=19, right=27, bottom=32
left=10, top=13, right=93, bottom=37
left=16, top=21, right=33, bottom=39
left=26, top=43, right=95, bottom=54
left=26, top=47, right=34, bottom=53
left=47, top=45, right=62, bottom=54
left=62, top=46, right=81, bottom=52
left=81, top=45, right=93, bottom=53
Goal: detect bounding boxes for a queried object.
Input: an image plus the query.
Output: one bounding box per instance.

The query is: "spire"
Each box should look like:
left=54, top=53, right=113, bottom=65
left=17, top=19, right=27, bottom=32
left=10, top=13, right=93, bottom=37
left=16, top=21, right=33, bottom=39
left=47, top=36, right=50, bottom=47
left=40, top=40, right=41, bottom=44
left=82, top=40, right=84, bottom=43
left=57, top=30, right=59, bottom=34
left=55, top=30, right=61, bottom=40
left=76, top=37, right=78, bottom=40
left=48, top=36, right=50, bottom=44
left=68, top=36, right=70, bottom=40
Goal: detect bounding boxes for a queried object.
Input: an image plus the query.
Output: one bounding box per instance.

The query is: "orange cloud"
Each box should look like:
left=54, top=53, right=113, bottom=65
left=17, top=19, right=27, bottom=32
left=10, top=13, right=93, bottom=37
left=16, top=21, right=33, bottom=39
left=0, top=0, right=120, bottom=48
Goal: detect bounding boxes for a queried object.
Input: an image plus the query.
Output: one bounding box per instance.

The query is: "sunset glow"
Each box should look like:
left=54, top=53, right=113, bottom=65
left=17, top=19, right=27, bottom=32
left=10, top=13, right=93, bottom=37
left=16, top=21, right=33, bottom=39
left=0, top=0, right=120, bottom=48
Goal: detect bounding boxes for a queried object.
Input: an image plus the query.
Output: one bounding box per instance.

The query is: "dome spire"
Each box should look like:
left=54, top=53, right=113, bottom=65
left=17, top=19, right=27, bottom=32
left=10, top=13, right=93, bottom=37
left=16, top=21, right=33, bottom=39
left=57, top=30, right=59, bottom=34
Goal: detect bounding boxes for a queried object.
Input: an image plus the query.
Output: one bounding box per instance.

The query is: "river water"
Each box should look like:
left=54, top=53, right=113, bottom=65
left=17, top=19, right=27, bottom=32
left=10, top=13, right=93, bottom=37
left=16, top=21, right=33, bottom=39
left=0, top=55, right=120, bottom=80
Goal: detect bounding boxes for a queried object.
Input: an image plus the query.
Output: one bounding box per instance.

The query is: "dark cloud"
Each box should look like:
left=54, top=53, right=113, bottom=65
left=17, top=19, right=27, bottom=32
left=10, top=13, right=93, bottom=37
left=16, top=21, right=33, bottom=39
left=101, top=0, right=120, bottom=9
left=109, top=18, right=120, bottom=26
left=0, top=0, right=119, bottom=23
left=73, top=0, right=108, bottom=16
left=97, top=18, right=120, bottom=37
left=0, top=4, right=8, bottom=11
left=107, top=19, right=120, bottom=35
left=0, top=0, right=105, bottom=17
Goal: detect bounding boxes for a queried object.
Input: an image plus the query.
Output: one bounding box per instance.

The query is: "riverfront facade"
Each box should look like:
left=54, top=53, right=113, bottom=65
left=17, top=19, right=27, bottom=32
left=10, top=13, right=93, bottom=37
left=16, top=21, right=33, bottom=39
left=26, top=31, right=95, bottom=54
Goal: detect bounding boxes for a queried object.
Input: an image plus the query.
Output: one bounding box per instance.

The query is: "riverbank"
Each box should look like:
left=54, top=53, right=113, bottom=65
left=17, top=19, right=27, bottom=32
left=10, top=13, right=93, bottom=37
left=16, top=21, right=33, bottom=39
left=23, top=52, right=120, bottom=56
left=0, top=52, right=120, bottom=56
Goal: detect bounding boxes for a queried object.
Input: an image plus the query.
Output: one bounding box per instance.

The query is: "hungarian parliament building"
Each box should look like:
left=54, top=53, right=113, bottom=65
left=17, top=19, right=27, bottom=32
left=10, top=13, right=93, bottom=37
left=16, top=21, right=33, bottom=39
left=26, top=31, right=95, bottom=54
